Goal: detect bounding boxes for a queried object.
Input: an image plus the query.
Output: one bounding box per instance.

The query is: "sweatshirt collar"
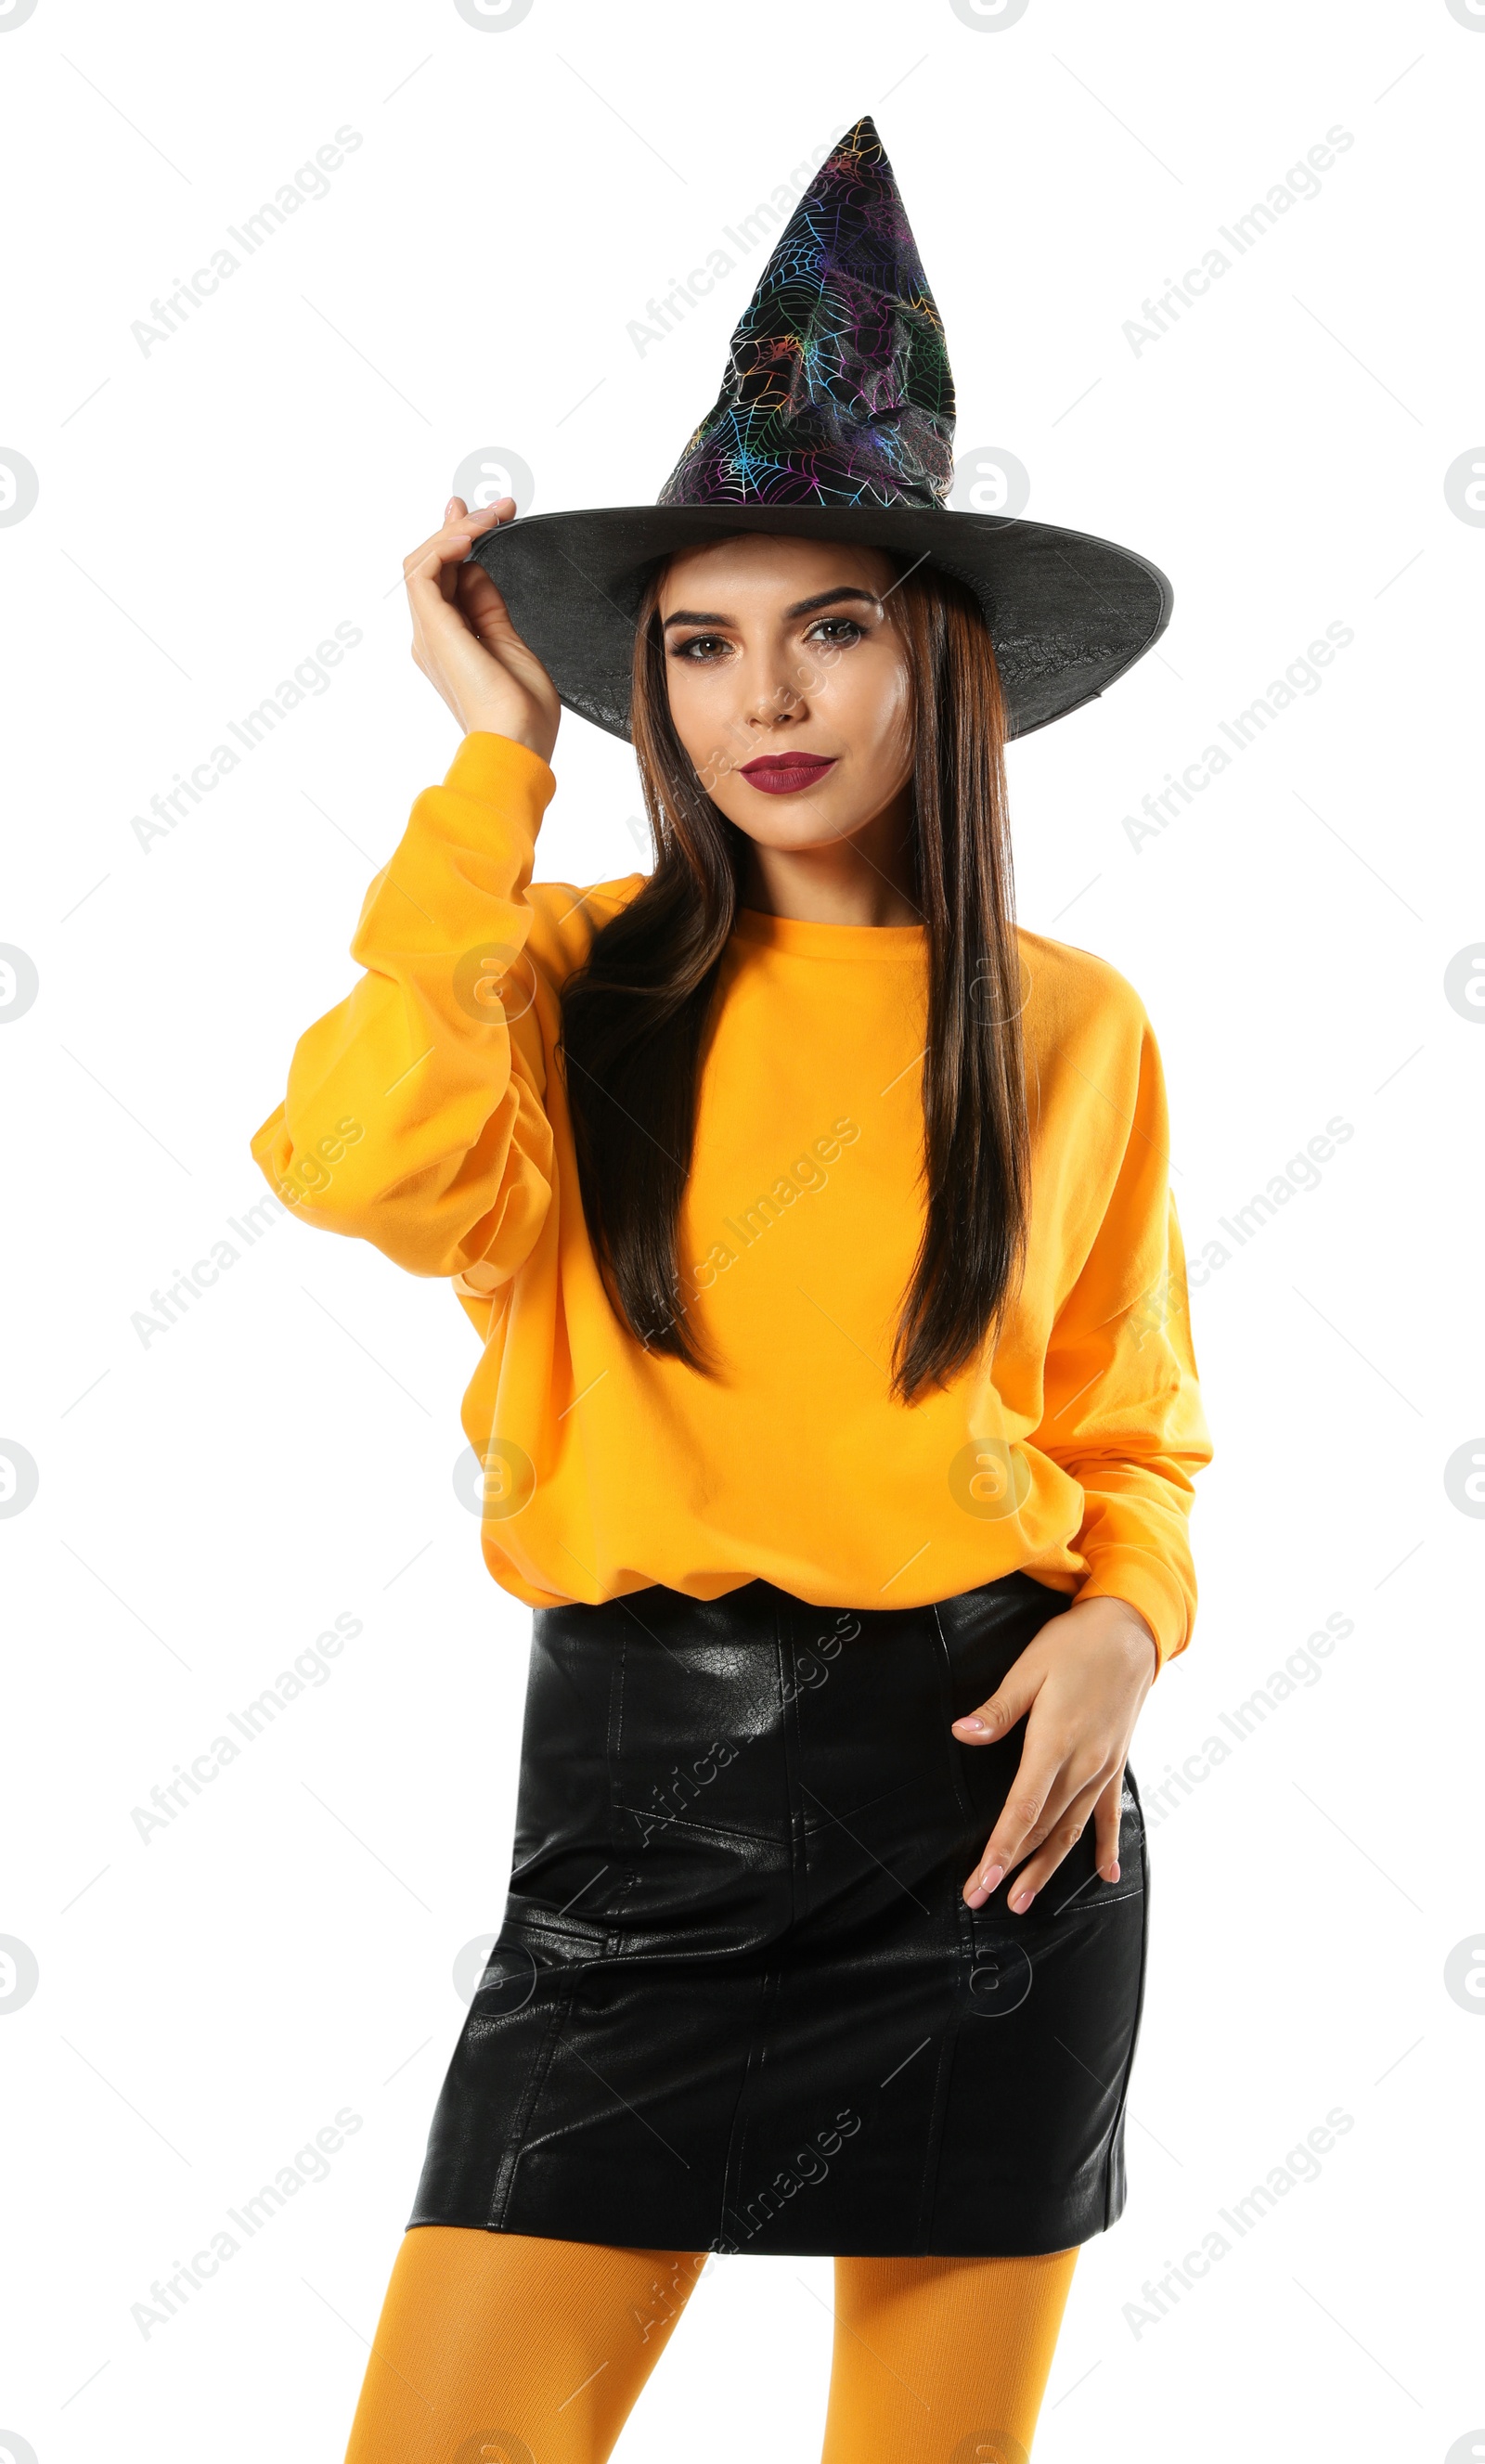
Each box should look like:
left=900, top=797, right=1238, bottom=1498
left=731, top=906, right=927, bottom=961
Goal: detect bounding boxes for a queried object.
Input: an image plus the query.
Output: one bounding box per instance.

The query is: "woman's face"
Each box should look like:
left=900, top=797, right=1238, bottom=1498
left=656, top=533, right=915, bottom=852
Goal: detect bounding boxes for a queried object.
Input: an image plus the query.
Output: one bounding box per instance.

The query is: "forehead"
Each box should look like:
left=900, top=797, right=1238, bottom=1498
left=656, top=530, right=897, bottom=611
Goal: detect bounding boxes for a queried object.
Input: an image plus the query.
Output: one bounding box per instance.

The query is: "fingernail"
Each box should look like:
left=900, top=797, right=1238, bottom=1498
left=1104, top=1858, right=1120, bottom=1882
left=1010, top=1887, right=1034, bottom=1913
left=444, top=497, right=458, bottom=518
left=953, top=1716, right=987, bottom=1734
left=979, top=1862, right=1004, bottom=1893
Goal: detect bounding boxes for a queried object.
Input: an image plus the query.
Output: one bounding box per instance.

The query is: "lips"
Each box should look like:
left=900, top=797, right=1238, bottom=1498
left=738, top=753, right=838, bottom=796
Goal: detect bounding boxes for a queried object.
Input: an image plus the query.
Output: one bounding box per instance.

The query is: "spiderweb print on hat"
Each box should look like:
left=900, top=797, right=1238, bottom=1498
left=656, top=115, right=957, bottom=513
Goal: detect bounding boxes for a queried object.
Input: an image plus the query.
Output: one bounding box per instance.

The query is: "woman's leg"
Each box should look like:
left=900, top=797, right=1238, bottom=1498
left=342, top=2225, right=708, bottom=2464
left=821, top=2247, right=1079, bottom=2464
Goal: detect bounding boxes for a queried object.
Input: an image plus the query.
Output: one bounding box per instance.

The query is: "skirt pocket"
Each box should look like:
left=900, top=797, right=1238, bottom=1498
left=958, top=1772, right=1145, bottom=2029
left=958, top=1758, right=1148, bottom=1937
left=600, top=1606, right=799, bottom=1960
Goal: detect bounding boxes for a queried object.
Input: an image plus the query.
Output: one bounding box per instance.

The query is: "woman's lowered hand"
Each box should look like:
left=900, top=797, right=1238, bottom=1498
left=951, top=1594, right=1158, bottom=1912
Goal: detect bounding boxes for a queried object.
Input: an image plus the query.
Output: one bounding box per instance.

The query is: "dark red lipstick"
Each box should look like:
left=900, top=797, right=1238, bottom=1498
left=738, top=752, right=839, bottom=796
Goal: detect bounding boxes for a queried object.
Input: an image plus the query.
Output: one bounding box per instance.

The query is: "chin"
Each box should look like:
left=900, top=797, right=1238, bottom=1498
left=718, top=795, right=859, bottom=850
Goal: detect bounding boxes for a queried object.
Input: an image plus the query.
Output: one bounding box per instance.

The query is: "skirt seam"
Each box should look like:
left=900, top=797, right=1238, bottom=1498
left=603, top=1628, right=631, bottom=1949
left=922, top=1600, right=979, bottom=2251
left=486, top=1977, right=573, bottom=2230
left=1101, top=1770, right=1151, bottom=2231
left=717, top=1964, right=780, bottom=2250
left=779, top=1594, right=804, bottom=1929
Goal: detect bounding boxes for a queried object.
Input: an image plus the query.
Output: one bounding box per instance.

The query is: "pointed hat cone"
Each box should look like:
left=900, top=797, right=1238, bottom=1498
left=657, top=115, right=955, bottom=510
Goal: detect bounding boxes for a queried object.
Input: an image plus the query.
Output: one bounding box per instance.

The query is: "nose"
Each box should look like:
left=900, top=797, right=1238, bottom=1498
left=743, top=670, right=806, bottom=733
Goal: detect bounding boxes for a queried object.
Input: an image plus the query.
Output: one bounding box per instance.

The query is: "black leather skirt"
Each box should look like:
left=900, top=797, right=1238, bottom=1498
left=408, top=1570, right=1149, bottom=2258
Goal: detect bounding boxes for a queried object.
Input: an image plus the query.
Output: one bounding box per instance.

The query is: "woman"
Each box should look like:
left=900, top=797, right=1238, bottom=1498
left=252, top=119, right=1210, bottom=2464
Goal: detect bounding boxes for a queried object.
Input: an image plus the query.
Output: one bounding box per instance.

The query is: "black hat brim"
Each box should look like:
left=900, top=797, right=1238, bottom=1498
left=465, top=502, right=1171, bottom=745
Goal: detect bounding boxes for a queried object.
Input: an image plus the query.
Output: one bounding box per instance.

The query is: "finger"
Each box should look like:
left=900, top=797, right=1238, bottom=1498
left=950, top=1657, right=1040, bottom=1748
left=1091, top=1766, right=1124, bottom=1884
left=447, top=493, right=514, bottom=530
left=444, top=494, right=514, bottom=560
left=962, top=1748, right=1067, bottom=1908
left=452, top=554, right=531, bottom=646
left=402, top=496, right=515, bottom=587
left=437, top=497, right=516, bottom=605
left=1001, top=1766, right=1116, bottom=1912
left=404, top=532, right=510, bottom=621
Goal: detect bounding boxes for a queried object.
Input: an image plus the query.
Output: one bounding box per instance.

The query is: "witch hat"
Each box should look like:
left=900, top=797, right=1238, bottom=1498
left=467, top=115, right=1169, bottom=742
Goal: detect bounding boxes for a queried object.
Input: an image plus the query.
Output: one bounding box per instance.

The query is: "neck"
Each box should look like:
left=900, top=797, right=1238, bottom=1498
left=739, top=786, right=920, bottom=928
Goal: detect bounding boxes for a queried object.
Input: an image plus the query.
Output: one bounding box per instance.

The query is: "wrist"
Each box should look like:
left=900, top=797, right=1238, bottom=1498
left=1073, top=1590, right=1160, bottom=1681
left=462, top=716, right=558, bottom=764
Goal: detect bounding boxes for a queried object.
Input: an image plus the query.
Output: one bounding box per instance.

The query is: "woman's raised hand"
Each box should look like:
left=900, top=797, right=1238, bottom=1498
left=404, top=495, right=561, bottom=762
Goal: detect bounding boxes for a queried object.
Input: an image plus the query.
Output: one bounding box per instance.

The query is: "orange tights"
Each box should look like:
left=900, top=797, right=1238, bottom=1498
left=343, top=2224, right=1078, bottom=2463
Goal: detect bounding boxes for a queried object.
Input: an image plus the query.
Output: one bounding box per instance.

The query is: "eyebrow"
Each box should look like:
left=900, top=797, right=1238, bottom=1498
left=661, top=587, right=883, bottom=632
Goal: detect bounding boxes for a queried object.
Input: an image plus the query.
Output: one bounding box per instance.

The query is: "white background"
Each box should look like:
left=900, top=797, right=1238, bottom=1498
left=2, top=2, right=1481, bottom=2458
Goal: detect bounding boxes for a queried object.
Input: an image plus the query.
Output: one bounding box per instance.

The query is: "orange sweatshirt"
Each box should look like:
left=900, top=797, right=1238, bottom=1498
left=251, top=731, right=1212, bottom=1670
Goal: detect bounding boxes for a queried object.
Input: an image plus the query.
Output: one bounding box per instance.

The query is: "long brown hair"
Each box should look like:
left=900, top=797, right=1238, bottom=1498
left=559, top=549, right=1030, bottom=1404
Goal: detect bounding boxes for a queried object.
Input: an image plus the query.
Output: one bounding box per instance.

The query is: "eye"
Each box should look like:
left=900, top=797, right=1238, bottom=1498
left=806, top=616, right=867, bottom=648
left=667, top=632, right=732, bottom=663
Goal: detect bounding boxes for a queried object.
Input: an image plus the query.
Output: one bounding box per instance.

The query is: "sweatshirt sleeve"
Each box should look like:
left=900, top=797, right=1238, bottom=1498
left=1030, top=1007, right=1213, bottom=1674
left=249, top=730, right=559, bottom=1283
